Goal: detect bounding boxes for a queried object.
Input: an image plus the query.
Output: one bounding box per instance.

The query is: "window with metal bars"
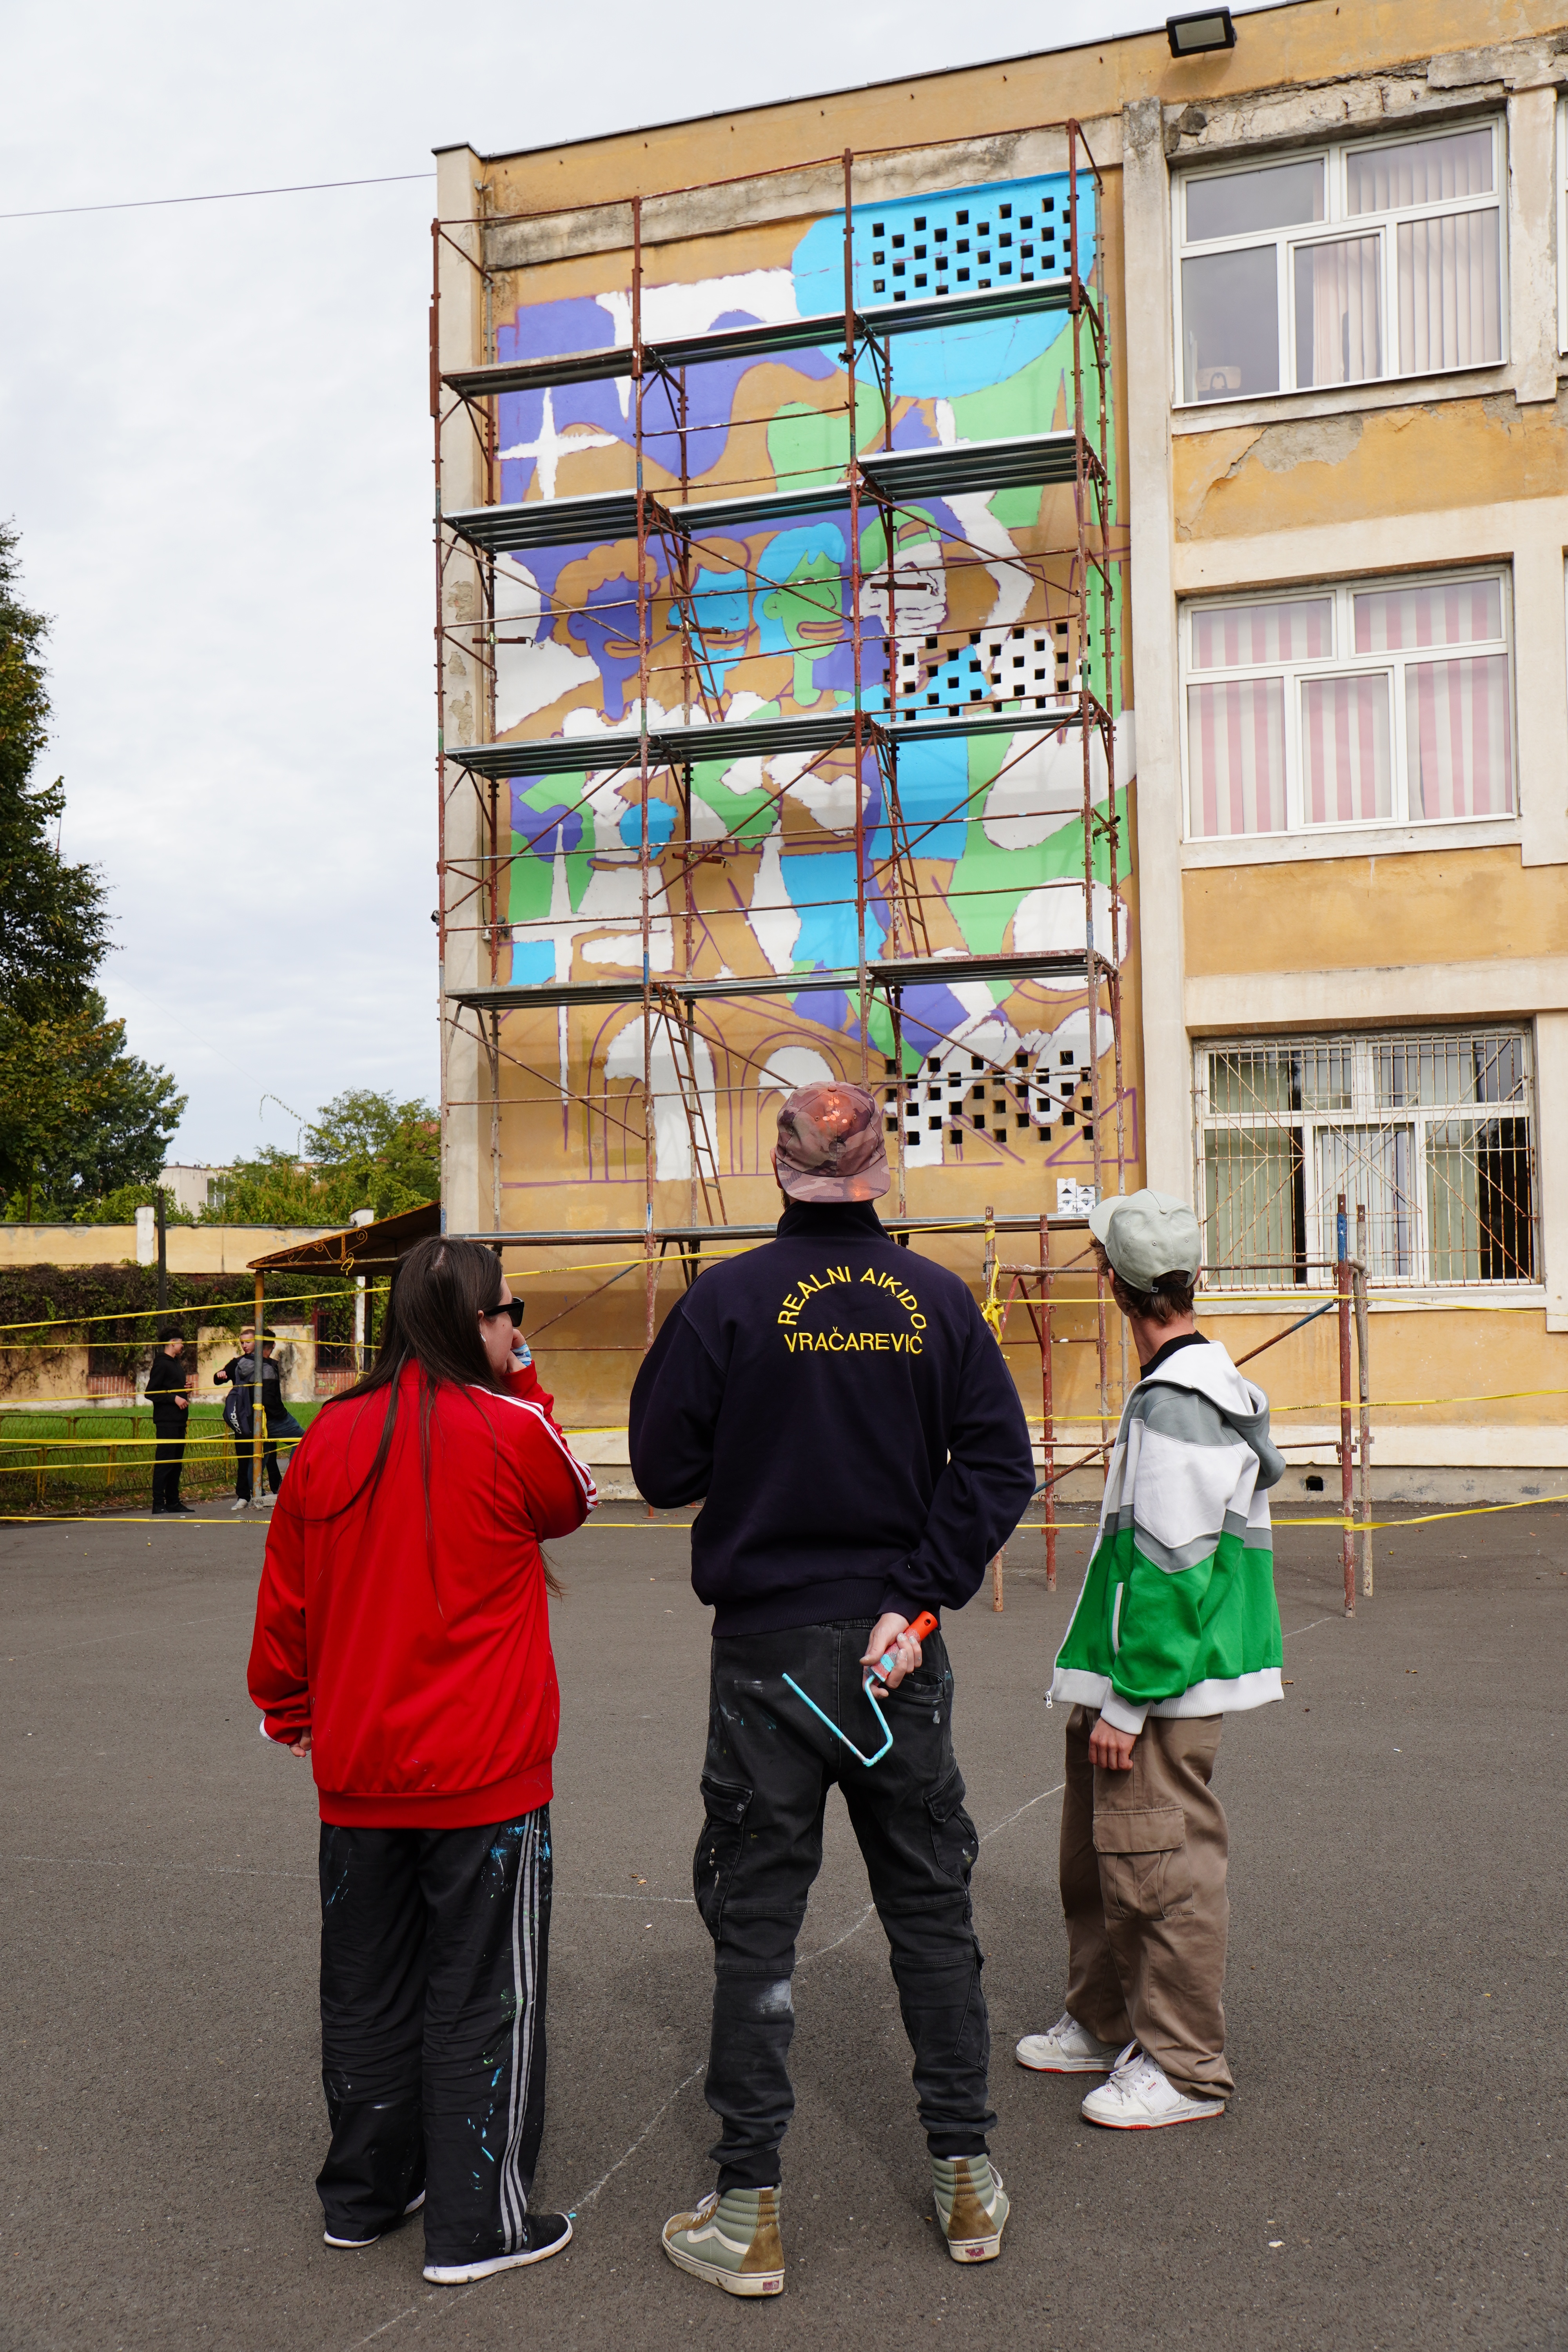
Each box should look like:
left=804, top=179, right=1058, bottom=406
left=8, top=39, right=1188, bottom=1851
left=1194, top=1027, right=1536, bottom=1288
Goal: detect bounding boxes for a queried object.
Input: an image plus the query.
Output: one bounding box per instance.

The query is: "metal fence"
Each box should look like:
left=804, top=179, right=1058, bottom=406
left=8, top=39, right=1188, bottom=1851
left=1194, top=1025, right=1536, bottom=1287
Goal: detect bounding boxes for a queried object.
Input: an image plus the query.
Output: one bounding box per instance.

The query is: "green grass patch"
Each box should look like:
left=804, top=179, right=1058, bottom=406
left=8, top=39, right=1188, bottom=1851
left=0, top=1402, right=327, bottom=1515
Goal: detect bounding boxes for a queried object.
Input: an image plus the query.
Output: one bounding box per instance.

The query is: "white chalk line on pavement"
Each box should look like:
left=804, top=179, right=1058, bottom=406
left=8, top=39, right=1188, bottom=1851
left=569, top=1771, right=1069, bottom=2218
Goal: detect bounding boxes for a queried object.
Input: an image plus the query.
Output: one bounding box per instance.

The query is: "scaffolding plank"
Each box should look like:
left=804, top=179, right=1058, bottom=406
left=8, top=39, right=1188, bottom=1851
left=446, top=1213, right=1086, bottom=1245
left=448, top=947, right=1090, bottom=1013
left=443, top=431, right=1080, bottom=556
left=446, top=695, right=1085, bottom=779
left=442, top=279, right=1075, bottom=401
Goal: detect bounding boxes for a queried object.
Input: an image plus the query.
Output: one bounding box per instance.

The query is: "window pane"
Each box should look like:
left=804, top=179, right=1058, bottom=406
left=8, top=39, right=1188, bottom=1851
left=1301, top=672, right=1392, bottom=824
left=1187, top=679, right=1287, bottom=836
left=1187, top=160, right=1325, bottom=242
left=1355, top=577, right=1502, bottom=652
left=1377, top=1033, right=1528, bottom=1109
left=1181, top=247, right=1280, bottom=401
left=1190, top=597, right=1331, bottom=669
left=1347, top=129, right=1494, bottom=214
left=1314, top=1123, right=1417, bottom=1278
left=1405, top=653, right=1513, bottom=819
left=1208, top=1046, right=1292, bottom=1116
left=1396, top=210, right=1502, bottom=372
left=1427, top=1119, right=1534, bottom=1280
left=1203, top=1126, right=1302, bottom=1289
left=1293, top=235, right=1382, bottom=386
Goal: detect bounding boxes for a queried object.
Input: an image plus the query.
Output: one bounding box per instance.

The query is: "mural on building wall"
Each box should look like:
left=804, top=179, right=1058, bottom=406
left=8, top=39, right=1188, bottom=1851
left=488, top=172, right=1133, bottom=1188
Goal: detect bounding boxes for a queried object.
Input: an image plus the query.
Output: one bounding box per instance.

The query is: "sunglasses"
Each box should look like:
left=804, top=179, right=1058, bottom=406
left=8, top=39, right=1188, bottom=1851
left=481, top=1298, right=526, bottom=1327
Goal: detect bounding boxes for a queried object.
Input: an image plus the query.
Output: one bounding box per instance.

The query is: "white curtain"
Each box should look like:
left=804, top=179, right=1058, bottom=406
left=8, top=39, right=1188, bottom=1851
left=1397, top=211, right=1501, bottom=374
left=1299, top=235, right=1382, bottom=386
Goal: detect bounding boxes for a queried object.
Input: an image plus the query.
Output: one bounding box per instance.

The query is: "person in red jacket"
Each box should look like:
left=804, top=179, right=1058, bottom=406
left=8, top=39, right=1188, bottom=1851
left=248, top=1236, right=595, bottom=2286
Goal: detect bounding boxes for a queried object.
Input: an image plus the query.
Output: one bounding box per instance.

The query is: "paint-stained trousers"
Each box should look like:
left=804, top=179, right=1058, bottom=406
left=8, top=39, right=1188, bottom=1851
left=316, top=1809, right=552, bottom=2265
left=1060, top=1703, right=1234, bottom=2099
left=698, top=1621, right=996, bottom=2192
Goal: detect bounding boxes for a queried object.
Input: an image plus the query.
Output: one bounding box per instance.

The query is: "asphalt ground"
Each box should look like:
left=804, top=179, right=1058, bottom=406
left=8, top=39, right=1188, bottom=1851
left=3, top=1499, right=1565, bottom=2352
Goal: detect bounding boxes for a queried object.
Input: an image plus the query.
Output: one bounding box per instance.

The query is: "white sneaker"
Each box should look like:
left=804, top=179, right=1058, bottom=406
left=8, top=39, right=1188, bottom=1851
left=229, top=1499, right=248, bottom=1512
left=1080, top=2043, right=1225, bottom=2130
left=1015, top=2010, right=1122, bottom=2075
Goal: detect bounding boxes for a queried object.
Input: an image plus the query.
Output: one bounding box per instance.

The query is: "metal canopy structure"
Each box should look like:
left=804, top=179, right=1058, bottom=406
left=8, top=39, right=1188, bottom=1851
left=430, top=124, right=1130, bottom=1547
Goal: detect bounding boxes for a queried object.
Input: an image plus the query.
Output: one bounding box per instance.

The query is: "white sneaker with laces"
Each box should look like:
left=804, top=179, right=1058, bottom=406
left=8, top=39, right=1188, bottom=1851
left=1080, top=2043, right=1225, bottom=2129
left=1015, top=2010, right=1122, bottom=2074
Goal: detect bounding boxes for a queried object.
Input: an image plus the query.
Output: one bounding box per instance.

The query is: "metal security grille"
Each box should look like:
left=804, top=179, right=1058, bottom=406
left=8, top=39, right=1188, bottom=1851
left=1194, top=1027, right=1537, bottom=1287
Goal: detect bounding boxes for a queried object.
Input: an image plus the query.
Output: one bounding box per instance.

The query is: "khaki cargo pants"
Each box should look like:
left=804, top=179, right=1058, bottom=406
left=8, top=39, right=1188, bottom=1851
left=1060, top=1703, right=1234, bottom=2100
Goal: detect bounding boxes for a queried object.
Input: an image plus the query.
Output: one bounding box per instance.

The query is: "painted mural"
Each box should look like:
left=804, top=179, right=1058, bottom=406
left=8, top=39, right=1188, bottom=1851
left=486, top=171, right=1133, bottom=1195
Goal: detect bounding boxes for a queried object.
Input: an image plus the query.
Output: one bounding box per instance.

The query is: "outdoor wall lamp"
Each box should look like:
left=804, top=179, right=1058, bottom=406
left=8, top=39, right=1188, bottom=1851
left=1166, top=9, right=1236, bottom=54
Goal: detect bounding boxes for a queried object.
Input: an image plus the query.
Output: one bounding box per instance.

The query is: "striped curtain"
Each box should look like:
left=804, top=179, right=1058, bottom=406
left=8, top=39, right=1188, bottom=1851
left=1397, top=211, right=1501, bottom=374
left=1406, top=653, right=1512, bottom=819
left=1356, top=576, right=1501, bottom=653
left=1190, top=599, right=1330, bottom=669
left=1301, top=673, right=1391, bottom=824
left=1187, top=678, right=1287, bottom=837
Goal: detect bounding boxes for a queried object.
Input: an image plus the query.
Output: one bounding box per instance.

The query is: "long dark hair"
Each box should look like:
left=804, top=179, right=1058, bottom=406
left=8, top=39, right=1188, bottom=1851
left=306, top=1236, right=563, bottom=1594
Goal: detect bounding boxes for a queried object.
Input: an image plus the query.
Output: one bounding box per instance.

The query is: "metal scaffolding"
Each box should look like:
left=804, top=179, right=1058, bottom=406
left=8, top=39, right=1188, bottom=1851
left=430, top=120, right=1131, bottom=1489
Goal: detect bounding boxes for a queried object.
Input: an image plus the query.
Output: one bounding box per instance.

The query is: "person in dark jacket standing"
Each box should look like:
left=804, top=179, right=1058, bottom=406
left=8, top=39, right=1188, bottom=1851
left=630, top=1080, right=1034, bottom=2298
left=215, top=1328, right=285, bottom=1507
left=145, top=1328, right=193, bottom=1516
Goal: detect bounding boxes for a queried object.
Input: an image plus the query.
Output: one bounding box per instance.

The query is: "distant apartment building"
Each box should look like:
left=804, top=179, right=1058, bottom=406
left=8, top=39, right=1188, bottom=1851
left=433, top=0, right=1568, bottom=1474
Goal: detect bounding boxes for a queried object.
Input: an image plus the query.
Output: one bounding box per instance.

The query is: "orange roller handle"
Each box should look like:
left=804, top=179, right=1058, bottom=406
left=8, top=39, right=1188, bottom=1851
left=870, top=1610, right=939, bottom=1683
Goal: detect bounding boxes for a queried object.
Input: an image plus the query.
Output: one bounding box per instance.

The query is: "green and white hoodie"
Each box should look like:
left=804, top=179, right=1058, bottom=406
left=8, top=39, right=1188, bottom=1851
left=1051, top=1337, right=1287, bottom=1734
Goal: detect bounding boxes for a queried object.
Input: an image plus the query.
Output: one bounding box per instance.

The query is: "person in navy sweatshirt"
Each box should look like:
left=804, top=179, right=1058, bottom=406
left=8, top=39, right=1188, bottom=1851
left=630, top=1080, right=1034, bottom=2298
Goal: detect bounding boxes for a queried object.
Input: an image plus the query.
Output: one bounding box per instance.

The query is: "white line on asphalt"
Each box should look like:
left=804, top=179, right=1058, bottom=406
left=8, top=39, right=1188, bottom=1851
left=1283, top=1615, right=1339, bottom=1639
left=982, top=1780, right=1065, bottom=1842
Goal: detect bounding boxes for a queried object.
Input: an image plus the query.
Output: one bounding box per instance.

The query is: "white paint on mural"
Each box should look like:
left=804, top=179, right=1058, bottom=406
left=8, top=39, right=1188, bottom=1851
left=604, top=1018, right=719, bottom=1181
left=1011, top=879, right=1127, bottom=980
left=748, top=835, right=802, bottom=974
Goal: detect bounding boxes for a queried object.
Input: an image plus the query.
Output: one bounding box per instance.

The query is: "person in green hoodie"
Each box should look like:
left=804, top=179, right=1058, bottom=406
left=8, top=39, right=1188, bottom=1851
left=1016, top=1190, right=1285, bottom=2129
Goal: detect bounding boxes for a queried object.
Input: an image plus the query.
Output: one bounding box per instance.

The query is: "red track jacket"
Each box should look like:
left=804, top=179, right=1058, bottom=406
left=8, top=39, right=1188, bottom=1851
left=247, top=1361, right=595, bottom=1827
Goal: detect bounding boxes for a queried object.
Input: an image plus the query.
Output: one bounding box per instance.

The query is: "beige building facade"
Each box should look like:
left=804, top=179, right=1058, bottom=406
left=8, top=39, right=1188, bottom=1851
left=435, top=2, right=1568, bottom=1485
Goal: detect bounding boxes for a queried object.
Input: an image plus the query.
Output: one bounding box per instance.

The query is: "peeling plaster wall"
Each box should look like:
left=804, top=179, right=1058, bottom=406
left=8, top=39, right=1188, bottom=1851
left=1175, top=396, right=1568, bottom=539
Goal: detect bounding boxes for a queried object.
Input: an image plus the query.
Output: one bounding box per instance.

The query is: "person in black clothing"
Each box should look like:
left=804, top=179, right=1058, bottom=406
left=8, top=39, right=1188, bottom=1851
left=146, top=1328, right=193, bottom=1515
left=214, top=1328, right=286, bottom=1506
left=630, top=1080, right=1035, bottom=2298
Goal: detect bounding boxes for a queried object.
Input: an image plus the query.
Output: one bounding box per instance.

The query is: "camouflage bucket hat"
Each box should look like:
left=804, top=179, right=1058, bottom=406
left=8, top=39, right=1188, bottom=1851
left=775, top=1081, right=890, bottom=1203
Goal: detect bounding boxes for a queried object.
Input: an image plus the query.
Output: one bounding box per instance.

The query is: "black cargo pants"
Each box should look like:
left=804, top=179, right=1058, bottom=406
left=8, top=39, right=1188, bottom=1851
left=697, top=1619, right=995, bottom=2190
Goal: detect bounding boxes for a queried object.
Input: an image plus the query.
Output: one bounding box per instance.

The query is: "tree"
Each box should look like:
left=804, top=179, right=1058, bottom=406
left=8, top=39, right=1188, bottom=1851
left=0, top=523, right=184, bottom=1216
left=203, top=1091, right=439, bottom=1227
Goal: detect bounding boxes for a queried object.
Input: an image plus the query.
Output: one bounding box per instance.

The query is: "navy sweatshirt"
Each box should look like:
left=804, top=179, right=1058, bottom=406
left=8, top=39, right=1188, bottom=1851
left=628, top=1200, right=1035, bottom=1637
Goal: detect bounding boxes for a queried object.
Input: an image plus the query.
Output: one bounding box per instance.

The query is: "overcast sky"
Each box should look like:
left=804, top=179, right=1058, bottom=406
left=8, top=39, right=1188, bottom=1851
left=2, top=0, right=1270, bottom=1168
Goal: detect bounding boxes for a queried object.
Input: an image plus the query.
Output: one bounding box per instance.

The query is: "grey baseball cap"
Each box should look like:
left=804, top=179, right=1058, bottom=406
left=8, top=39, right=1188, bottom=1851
left=1088, top=1189, right=1202, bottom=1290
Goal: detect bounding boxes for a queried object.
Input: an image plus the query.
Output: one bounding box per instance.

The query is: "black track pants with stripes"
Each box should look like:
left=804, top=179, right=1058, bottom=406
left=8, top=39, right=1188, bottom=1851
left=316, top=1809, right=551, bottom=2263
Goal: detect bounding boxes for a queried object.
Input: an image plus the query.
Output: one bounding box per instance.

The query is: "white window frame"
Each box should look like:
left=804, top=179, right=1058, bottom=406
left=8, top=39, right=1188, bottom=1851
left=1174, top=116, right=1509, bottom=410
left=1557, top=96, right=1568, bottom=356
left=1193, top=1025, right=1539, bottom=1292
left=1179, top=566, right=1515, bottom=846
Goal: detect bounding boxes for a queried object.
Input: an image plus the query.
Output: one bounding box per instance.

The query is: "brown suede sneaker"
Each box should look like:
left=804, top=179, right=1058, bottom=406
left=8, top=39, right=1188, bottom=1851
left=661, top=2186, right=786, bottom=2297
left=930, top=2155, right=1009, bottom=2262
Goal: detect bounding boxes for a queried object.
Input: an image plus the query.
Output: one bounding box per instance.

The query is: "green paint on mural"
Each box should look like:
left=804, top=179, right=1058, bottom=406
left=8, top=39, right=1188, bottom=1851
left=766, top=389, right=887, bottom=491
